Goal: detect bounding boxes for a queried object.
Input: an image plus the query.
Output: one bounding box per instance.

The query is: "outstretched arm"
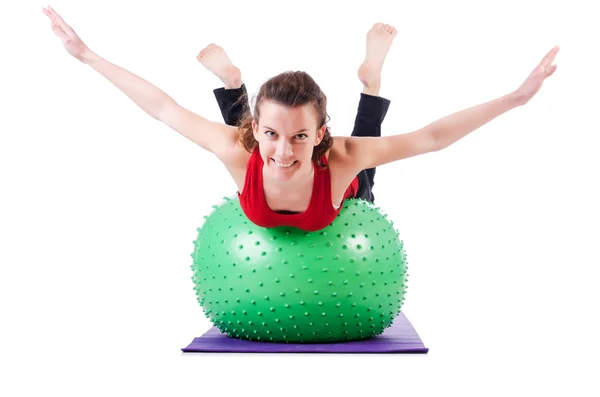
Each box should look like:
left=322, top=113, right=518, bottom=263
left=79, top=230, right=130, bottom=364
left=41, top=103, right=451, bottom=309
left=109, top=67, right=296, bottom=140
left=42, top=6, right=238, bottom=159
left=343, top=46, right=560, bottom=170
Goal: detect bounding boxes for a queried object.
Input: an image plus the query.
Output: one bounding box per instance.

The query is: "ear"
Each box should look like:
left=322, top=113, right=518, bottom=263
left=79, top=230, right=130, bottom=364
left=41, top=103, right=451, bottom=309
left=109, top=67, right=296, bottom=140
left=315, top=125, right=326, bottom=146
left=252, top=119, right=259, bottom=140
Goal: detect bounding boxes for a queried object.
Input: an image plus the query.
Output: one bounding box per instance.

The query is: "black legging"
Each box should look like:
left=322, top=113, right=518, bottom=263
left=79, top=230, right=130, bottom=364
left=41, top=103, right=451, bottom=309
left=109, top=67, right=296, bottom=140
left=213, top=85, right=390, bottom=203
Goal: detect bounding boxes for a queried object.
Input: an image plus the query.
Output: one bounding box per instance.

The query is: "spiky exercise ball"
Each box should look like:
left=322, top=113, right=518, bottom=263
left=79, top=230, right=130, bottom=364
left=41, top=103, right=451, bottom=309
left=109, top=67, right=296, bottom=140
left=190, top=196, right=408, bottom=343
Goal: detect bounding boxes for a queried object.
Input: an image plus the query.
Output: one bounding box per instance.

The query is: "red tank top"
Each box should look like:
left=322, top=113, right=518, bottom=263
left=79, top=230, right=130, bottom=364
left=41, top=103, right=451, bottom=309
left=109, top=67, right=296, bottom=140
left=238, top=147, right=359, bottom=231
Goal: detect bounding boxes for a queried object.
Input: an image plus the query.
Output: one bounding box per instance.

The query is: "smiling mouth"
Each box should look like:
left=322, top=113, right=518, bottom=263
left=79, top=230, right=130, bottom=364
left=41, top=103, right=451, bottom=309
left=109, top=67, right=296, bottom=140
left=272, top=159, right=298, bottom=168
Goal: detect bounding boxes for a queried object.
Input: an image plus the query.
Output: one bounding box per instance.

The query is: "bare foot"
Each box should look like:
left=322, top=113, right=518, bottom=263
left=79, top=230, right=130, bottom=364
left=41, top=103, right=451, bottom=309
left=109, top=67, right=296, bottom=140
left=196, top=43, right=242, bottom=89
left=358, top=23, right=398, bottom=96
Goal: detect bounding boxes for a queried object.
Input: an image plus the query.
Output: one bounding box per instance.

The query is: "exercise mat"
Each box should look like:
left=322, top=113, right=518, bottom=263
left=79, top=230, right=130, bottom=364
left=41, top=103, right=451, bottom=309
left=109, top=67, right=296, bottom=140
left=182, top=312, right=428, bottom=353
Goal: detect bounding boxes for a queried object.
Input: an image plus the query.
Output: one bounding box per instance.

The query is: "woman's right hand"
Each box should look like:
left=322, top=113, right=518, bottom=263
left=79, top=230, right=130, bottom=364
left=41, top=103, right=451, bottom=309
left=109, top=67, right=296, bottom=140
left=43, top=6, right=90, bottom=62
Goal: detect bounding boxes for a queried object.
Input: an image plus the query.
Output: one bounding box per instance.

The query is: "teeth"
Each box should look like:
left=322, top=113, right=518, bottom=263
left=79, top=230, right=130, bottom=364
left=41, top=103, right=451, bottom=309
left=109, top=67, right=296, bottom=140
left=274, top=160, right=294, bottom=168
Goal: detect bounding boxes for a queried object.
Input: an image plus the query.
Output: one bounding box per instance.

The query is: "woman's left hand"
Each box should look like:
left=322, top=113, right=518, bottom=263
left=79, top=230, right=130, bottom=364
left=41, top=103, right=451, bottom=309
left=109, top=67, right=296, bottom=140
left=514, top=46, right=560, bottom=105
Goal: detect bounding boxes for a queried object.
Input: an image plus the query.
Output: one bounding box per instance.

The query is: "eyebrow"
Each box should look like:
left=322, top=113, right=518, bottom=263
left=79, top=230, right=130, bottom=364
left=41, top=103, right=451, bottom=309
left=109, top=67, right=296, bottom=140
left=263, top=126, right=309, bottom=134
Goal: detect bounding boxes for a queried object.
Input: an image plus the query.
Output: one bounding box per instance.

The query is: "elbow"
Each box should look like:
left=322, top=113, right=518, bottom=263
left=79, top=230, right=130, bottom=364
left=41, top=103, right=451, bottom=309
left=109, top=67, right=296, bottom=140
left=429, top=130, right=442, bottom=152
left=155, top=98, right=176, bottom=122
left=431, top=140, right=443, bottom=152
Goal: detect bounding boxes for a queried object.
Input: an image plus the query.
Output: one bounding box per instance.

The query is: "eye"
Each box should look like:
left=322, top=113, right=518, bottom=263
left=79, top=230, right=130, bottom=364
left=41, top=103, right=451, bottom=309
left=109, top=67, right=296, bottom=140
left=295, top=134, right=308, bottom=140
left=265, top=130, right=277, bottom=137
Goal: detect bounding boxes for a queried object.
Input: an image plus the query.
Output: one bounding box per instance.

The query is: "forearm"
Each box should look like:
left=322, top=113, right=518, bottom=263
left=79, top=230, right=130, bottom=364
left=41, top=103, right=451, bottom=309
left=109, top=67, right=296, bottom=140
left=81, top=50, right=173, bottom=120
left=430, top=92, right=526, bottom=151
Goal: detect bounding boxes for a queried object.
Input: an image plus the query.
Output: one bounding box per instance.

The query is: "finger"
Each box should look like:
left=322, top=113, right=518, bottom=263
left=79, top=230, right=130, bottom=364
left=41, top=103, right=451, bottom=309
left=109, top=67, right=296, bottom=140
left=48, top=6, right=77, bottom=37
left=49, top=17, right=68, bottom=40
left=47, top=6, right=71, bottom=30
left=42, top=7, right=59, bottom=25
left=547, top=64, right=557, bottom=77
left=51, top=22, right=69, bottom=41
left=45, top=7, right=63, bottom=30
left=541, top=46, right=560, bottom=68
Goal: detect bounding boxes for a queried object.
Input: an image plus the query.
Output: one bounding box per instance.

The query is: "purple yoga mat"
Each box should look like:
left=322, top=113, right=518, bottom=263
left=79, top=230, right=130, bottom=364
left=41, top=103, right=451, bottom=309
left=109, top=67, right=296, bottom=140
left=182, top=312, right=428, bottom=353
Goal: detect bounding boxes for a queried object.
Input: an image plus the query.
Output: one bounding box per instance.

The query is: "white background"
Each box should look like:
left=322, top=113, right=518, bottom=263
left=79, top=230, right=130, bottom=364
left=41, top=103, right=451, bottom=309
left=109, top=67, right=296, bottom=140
left=2, top=0, right=599, bottom=395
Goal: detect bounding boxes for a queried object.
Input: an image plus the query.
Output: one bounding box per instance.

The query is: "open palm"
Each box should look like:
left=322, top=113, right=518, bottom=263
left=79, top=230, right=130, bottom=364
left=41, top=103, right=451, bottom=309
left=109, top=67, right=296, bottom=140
left=43, top=6, right=89, bottom=61
left=516, top=46, right=560, bottom=104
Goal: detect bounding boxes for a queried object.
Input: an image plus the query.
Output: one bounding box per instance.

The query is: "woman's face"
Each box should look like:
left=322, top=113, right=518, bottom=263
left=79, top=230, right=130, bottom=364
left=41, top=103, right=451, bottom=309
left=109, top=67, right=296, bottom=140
left=252, top=100, right=325, bottom=182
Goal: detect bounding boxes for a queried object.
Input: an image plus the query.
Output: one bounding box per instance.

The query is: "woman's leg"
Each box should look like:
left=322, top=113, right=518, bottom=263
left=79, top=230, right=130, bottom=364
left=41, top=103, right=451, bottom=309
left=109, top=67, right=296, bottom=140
left=213, top=85, right=248, bottom=126
left=197, top=43, right=247, bottom=126
left=352, top=23, right=398, bottom=203
left=352, top=93, right=391, bottom=203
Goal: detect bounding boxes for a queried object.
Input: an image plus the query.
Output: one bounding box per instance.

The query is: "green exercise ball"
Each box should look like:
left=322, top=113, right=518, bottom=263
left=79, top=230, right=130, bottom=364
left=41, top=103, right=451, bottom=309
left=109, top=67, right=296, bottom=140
left=190, top=196, right=409, bottom=343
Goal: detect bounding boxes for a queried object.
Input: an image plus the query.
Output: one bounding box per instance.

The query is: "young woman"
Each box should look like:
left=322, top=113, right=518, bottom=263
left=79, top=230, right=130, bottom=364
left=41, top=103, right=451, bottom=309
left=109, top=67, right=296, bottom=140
left=43, top=6, right=559, bottom=232
left=196, top=23, right=398, bottom=206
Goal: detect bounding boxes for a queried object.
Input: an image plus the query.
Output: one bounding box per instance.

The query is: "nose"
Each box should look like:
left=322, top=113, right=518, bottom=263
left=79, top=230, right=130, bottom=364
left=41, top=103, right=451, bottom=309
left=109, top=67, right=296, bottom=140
left=276, top=140, right=293, bottom=157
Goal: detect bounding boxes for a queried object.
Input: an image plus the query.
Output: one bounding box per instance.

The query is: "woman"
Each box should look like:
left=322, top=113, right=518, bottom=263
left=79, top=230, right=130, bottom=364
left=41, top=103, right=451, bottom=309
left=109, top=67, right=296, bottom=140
left=42, top=6, right=559, bottom=232
left=196, top=23, right=399, bottom=205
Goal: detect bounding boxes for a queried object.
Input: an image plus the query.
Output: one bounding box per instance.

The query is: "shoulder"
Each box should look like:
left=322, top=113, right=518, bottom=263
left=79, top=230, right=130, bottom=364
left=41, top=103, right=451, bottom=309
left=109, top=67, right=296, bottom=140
left=324, top=137, right=361, bottom=205
left=217, top=131, right=254, bottom=194
left=325, top=136, right=360, bottom=171
left=215, top=127, right=252, bottom=164
left=325, top=136, right=344, bottom=160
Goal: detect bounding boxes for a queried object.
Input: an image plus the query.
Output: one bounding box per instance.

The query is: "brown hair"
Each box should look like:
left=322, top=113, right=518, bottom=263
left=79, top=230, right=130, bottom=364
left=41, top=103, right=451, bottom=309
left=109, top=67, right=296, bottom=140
left=235, top=71, right=333, bottom=169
